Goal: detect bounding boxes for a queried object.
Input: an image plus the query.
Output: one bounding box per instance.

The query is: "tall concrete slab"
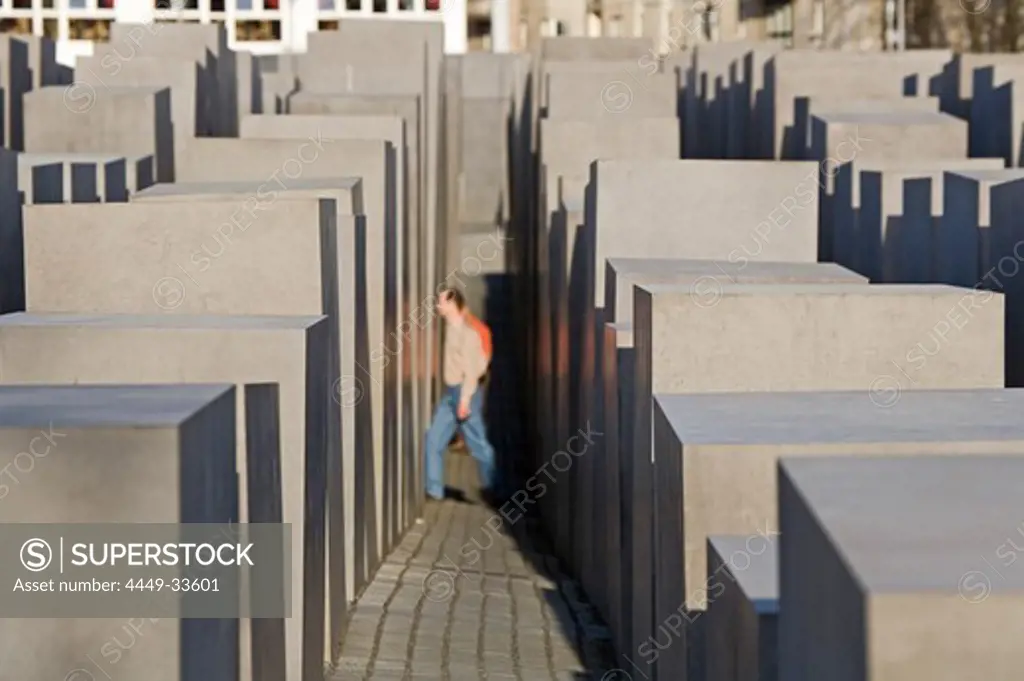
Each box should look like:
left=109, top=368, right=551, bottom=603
left=24, top=86, right=174, bottom=182
left=604, top=258, right=867, bottom=326
left=779, top=455, right=1024, bottom=681
left=600, top=320, right=633, bottom=656
left=943, top=53, right=1024, bottom=122
left=683, top=41, right=783, bottom=159
left=808, top=110, right=967, bottom=263
left=808, top=111, right=966, bottom=163
left=589, top=160, right=820, bottom=306
left=535, top=118, right=679, bottom=519
left=170, top=136, right=393, bottom=539
left=592, top=258, right=864, bottom=654
left=829, top=158, right=1004, bottom=281
left=0, top=35, right=55, bottom=150
left=301, top=22, right=443, bottom=426
left=285, top=94, right=421, bottom=271
left=578, top=161, right=821, bottom=592
left=105, top=22, right=237, bottom=136
left=761, top=49, right=952, bottom=159
left=705, top=535, right=779, bottom=681
left=0, top=313, right=329, bottom=681
left=0, top=384, right=248, bottom=681
left=970, top=62, right=1024, bottom=167
left=21, top=197, right=363, bottom=668
left=544, top=69, right=677, bottom=119
left=635, top=283, right=1004, bottom=681
left=238, top=113, right=419, bottom=540
left=0, top=147, right=21, bottom=314
left=941, top=169, right=1024, bottom=385
left=76, top=54, right=213, bottom=136
left=593, top=259, right=864, bottom=669
left=18, top=153, right=130, bottom=203
left=285, top=96, right=426, bottom=416
left=131, top=185, right=368, bottom=585
left=539, top=36, right=652, bottom=60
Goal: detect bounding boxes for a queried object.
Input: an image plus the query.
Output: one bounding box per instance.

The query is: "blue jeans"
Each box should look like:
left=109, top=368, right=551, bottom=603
left=425, top=385, right=497, bottom=499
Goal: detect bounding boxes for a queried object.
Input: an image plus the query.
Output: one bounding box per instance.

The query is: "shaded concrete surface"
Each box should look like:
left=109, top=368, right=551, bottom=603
left=327, top=435, right=615, bottom=681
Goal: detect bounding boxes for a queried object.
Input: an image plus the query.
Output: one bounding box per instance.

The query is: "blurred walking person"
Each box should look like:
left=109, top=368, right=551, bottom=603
left=424, top=287, right=501, bottom=503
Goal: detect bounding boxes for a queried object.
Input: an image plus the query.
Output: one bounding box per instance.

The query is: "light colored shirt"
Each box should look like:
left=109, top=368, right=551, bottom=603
left=443, top=317, right=488, bottom=401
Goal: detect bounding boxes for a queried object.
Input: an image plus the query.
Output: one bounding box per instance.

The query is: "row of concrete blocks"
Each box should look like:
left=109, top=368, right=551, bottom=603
left=573, top=231, right=1015, bottom=681
left=682, top=41, right=1024, bottom=165
left=3, top=180, right=413, bottom=681
left=517, top=39, right=1019, bottom=679
left=0, top=383, right=263, bottom=680
left=0, top=26, right=450, bottom=681
left=654, top=393, right=1024, bottom=681
left=0, top=27, right=252, bottom=155
left=0, top=34, right=73, bottom=151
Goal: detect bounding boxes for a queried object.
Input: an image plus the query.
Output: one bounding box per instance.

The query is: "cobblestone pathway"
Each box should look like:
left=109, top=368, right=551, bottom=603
left=328, top=455, right=616, bottom=681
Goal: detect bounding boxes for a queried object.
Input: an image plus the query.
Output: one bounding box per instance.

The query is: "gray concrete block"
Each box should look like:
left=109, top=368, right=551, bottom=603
left=598, top=259, right=863, bottom=639
left=285, top=94, right=421, bottom=305
left=599, top=321, right=634, bottom=657
left=604, top=258, right=867, bottom=326
left=540, top=36, right=652, bottom=61
left=761, top=50, right=952, bottom=159
left=0, top=35, right=69, bottom=150
left=807, top=111, right=965, bottom=264
left=684, top=41, right=783, bottom=159
left=705, top=535, right=778, bottom=681
left=262, top=71, right=298, bottom=114
left=808, top=111, right=966, bottom=163
left=76, top=54, right=214, bottom=144
left=590, top=160, right=820, bottom=307
left=538, top=59, right=663, bottom=107
left=106, top=22, right=236, bottom=136
left=598, top=258, right=864, bottom=672
left=969, top=63, right=1024, bottom=166
left=132, top=177, right=369, bottom=598
left=567, top=159, right=817, bottom=591
left=18, top=153, right=130, bottom=203
left=940, top=169, right=1024, bottom=385
left=0, top=384, right=246, bottom=681
left=21, top=197, right=363, bottom=667
left=0, top=312, right=329, bottom=681
left=945, top=53, right=1024, bottom=120
left=548, top=202, right=586, bottom=568
left=829, top=158, right=1004, bottom=281
left=24, top=86, right=174, bottom=183
left=132, top=177, right=360, bottom=213
left=779, top=454, right=1024, bottom=681
left=634, top=283, right=1004, bottom=679
left=238, top=113, right=415, bottom=554
left=0, top=147, right=22, bottom=314
left=236, top=49, right=261, bottom=118
left=17, top=161, right=61, bottom=205
left=799, top=96, right=940, bottom=161
left=939, top=169, right=1024, bottom=287
left=657, top=387, right=1024, bottom=611
left=301, top=24, right=442, bottom=393
left=545, top=69, right=677, bottom=119
left=657, top=389, right=1024, bottom=680
left=538, top=116, right=679, bottom=228
left=537, top=118, right=678, bottom=457
left=458, top=52, right=522, bottom=99
left=170, top=139, right=392, bottom=538
left=459, top=97, right=510, bottom=224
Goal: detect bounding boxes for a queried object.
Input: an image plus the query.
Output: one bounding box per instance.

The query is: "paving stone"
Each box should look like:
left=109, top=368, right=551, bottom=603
left=329, top=458, right=611, bottom=680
